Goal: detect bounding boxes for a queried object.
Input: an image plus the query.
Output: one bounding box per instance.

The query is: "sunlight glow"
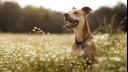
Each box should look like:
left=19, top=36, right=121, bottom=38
left=1, top=0, right=127, bottom=12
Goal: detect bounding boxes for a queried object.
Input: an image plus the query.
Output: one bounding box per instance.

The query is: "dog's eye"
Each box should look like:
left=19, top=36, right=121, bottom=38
left=73, top=11, right=79, bottom=14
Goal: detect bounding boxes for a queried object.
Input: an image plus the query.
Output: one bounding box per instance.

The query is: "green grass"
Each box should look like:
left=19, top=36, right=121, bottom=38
left=0, top=33, right=127, bottom=72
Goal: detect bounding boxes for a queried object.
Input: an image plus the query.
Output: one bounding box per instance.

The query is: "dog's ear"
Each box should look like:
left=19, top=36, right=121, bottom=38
left=82, top=7, right=92, bottom=14
left=72, top=7, right=77, bottom=10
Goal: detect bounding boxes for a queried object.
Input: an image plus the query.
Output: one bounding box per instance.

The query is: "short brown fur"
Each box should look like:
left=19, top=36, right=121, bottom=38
left=64, top=6, right=97, bottom=66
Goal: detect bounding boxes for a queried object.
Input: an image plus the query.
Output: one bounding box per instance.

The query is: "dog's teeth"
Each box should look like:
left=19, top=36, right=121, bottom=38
left=63, top=26, right=66, bottom=28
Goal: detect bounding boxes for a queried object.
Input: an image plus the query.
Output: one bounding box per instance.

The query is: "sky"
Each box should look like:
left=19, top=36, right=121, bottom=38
left=1, top=0, right=127, bottom=12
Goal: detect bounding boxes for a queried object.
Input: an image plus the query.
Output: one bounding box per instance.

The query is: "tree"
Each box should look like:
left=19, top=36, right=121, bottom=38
left=21, top=6, right=47, bottom=32
left=0, top=2, right=22, bottom=32
left=88, top=2, right=127, bottom=33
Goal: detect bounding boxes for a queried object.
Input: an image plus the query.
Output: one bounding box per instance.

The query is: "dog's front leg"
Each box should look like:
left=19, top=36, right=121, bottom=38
left=68, top=42, right=80, bottom=72
left=71, top=42, right=80, bottom=56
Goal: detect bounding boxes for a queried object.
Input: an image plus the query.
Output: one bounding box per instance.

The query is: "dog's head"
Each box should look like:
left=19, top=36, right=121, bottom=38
left=63, top=7, right=92, bottom=29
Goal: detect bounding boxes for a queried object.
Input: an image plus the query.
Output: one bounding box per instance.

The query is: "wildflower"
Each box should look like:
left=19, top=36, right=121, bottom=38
left=88, top=60, right=92, bottom=63
left=60, top=56, right=64, bottom=60
left=98, top=57, right=107, bottom=62
left=34, top=27, right=38, bottom=29
left=109, top=57, right=121, bottom=62
left=40, top=57, right=45, bottom=61
left=86, top=58, right=89, bottom=61
left=55, top=58, right=58, bottom=62
left=52, top=55, right=56, bottom=59
left=32, top=29, right=36, bottom=31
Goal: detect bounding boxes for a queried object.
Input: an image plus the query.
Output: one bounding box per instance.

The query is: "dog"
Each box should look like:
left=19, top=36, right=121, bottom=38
left=63, top=7, right=97, bottom=67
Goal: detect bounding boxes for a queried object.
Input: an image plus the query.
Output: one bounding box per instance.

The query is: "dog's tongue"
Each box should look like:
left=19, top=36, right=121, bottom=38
left=63, top=22, right=74, bottom=29
left=63, top=20, right=79, bottom=29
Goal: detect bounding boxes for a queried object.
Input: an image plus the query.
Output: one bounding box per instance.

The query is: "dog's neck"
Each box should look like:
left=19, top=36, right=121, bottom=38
left=73, top=17, right=91, bottom=42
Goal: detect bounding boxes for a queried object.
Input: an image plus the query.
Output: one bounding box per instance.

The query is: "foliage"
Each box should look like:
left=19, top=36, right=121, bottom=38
left=88, top=2, right=127, bottom=33
left=0, top=2, right=66, bottom=33
left=0, top=33, right=127, bottom=72
left=0, top=2, right=127, bottom=33
left=0, top=2, right=22, bottom=32
left=93, top=15, right=127, bottom=34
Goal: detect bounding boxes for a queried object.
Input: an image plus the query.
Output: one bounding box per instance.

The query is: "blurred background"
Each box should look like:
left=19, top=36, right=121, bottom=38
left=0, top=0, right=127, bottom=34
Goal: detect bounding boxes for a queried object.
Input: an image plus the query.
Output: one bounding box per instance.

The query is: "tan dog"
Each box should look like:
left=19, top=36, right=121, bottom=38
left=63, top=7, right=97, bottom=66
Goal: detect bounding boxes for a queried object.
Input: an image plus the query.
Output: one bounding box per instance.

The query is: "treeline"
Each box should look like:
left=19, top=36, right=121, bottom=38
left=88, top=3, right=127, bottom=33
left=0, top=2, right=66, bottom=33
left=0, top=2, right=127, bottom=33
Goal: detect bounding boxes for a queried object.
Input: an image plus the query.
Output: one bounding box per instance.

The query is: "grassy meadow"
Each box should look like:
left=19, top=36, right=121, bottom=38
left=0, top=33, right=127, bottom=72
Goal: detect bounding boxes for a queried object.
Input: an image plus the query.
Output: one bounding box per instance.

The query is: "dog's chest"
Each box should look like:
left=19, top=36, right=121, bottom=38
left=79, top=46, right=90, bottom=56
left=78, top=41, right=93, bottom=56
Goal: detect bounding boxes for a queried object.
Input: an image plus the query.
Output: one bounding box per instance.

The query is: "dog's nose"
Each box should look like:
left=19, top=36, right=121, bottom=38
left=64, top=13, right=69, bottom=17
left=64, top=13, right=72, bottom=21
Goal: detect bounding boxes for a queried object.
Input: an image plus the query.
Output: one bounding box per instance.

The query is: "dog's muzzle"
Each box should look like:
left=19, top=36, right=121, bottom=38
left=63, top=13, right=79, bottom=29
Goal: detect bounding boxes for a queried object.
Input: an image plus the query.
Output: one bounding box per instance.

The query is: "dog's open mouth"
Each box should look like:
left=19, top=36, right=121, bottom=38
left=63, top=20, right=79, bottom=29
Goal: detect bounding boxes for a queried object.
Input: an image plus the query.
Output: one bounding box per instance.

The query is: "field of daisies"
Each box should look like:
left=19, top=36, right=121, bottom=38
left=0, top=33, right=127, bottom=72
